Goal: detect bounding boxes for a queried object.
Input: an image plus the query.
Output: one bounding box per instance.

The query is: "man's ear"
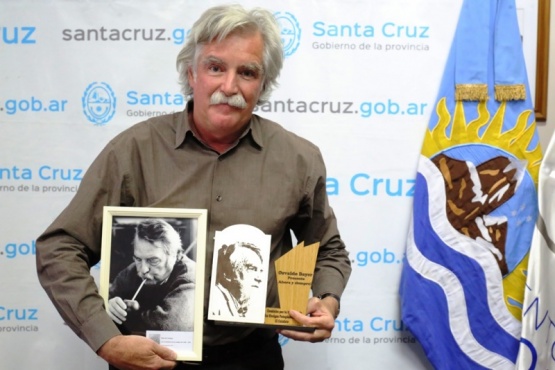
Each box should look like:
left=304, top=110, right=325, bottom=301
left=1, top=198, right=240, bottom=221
left=187, top=66, right=196, bottom=89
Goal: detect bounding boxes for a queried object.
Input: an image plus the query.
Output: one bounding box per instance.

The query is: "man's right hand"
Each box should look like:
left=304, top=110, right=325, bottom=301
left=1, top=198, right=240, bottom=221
left=97, top=335, right=177, bottom=370
left=107, top=297, right=128, bottom=324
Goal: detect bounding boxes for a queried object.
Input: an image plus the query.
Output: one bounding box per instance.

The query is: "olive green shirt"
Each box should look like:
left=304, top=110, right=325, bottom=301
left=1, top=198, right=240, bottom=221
left=36, top=105, right=351, bottom=351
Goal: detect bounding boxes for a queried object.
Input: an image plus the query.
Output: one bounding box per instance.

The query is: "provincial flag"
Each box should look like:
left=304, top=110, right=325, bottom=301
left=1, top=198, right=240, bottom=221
left=517, top=129, right=555, bottom=368
left=399, top=0, right=542, bottom=368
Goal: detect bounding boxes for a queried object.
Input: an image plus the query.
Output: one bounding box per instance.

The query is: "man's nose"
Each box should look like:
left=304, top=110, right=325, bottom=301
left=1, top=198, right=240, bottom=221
left=220, top=72, right=239, bottom=95
left=138, top=261, right=150, bottom=274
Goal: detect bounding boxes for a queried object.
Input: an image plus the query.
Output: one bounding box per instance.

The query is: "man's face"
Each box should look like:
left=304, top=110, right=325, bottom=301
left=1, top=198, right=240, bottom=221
left=133, top=238, right=177, bottom=284
left=229, top=246, right=263, bottom=298
left=187, top=31, right=265, bottom=145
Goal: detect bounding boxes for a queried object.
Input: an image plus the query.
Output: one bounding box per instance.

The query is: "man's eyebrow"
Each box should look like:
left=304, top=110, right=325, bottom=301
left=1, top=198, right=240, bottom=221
left=202, top=56, right=224, bottom=65
left=242, top=62, right=264, bottom=74
left=201, top=56, right=264, bottom=74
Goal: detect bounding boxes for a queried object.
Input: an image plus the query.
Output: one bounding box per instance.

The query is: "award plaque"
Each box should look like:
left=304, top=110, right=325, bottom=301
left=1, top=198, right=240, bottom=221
left=208, top=224, right=318, bottom=332
left=264, top=240, right=319, bottom=331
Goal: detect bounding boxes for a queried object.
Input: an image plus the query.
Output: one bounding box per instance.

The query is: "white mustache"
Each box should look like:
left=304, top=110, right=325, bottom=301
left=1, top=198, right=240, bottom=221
left=210, top=91, right=247, bottom=109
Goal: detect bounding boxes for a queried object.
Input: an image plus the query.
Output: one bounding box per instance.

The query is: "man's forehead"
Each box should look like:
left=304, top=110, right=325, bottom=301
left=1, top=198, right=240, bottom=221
left=199, top=31, right=264, bottom=61
left=135, top=249, right=165, bottom=258
left=134, top=239, right=166, bottom=254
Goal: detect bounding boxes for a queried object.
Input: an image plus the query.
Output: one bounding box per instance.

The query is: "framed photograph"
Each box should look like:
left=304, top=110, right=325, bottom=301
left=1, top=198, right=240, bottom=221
left=99, top=206, right=207, bottom=362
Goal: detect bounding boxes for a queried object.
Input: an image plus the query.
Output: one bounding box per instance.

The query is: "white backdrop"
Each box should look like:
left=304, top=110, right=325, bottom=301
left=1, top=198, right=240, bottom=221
left=0, top=0, right=540, bottom=369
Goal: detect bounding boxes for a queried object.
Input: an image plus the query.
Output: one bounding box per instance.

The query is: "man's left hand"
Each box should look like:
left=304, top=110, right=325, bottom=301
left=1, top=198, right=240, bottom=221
left=277, top=296, right=338, bottom=342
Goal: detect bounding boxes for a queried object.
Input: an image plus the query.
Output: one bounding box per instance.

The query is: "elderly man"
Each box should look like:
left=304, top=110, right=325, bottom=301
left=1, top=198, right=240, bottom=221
left=107, top=219, right=195, bottom=334
left=36, top=4, right=351, bottom=370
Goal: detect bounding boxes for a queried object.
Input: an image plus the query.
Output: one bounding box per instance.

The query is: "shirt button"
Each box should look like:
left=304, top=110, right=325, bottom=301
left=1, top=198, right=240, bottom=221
left=216, top=195, right=222, bottom=202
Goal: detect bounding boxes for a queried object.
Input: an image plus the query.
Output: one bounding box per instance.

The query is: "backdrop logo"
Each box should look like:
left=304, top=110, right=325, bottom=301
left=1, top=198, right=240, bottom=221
left=82, top=82, right=116, bottom=125
left=274, top=12, right=301, bottom=57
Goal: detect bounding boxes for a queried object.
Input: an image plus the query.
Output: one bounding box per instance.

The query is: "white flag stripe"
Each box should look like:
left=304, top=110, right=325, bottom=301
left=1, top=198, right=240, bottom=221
left=406, top=226, right=515, bottom=369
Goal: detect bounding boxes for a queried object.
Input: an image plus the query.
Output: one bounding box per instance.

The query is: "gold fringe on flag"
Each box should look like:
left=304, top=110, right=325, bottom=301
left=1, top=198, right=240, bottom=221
left=495, top=84, right=526, bottom=101
left=455, top=84, right=489, bottom=101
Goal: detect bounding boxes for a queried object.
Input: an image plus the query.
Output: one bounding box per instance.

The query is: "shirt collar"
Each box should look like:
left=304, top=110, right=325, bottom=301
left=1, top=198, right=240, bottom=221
left=174, top=100, right=263, bottom=150
left=174, top=101, right=193, bottom=149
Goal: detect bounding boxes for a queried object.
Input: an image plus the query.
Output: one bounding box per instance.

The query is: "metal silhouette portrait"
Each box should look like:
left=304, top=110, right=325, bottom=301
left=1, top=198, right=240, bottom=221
left=213, top=242, right=264, bottom=318
left=208, top=224, right=271, bottom=324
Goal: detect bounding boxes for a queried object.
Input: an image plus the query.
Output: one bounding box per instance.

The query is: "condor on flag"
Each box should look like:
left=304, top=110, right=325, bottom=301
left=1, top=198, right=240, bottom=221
left=399, top=0, right=542, bottom=368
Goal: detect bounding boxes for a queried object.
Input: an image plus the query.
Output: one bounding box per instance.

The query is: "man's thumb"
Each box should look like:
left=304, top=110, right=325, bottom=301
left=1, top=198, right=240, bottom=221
left=153, top=343, right=178, bottom=361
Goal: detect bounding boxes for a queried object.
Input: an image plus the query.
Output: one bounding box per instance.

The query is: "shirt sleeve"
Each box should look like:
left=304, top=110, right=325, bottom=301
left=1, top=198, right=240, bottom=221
left=290, top=148, right=352, bottom=299
left=35, top=140, right=130, bottom=352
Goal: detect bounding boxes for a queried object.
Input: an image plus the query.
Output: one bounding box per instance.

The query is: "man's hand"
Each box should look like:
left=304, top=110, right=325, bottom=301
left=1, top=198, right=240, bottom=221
left=124, top=299, right=140, bottom=312
left=97, top=335, right=177, bottom=370
left=108, top=298, right=140, bottom=324
left=108, top=297, right=127, bottom=324
left=277, top=296, right=338, bottom=342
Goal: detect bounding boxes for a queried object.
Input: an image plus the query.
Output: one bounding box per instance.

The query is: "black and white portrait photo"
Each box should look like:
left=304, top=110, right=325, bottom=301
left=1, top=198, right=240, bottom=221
left=107, top=217, right=196, bottom=334
left=99, top=207, right=207, bottom=361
